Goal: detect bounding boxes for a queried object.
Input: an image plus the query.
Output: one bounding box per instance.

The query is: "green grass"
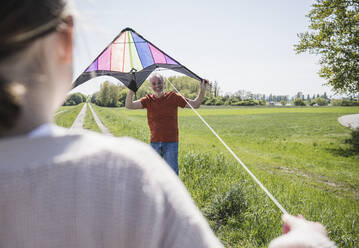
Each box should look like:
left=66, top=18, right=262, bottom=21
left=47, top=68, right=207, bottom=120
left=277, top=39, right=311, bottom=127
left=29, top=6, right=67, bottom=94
left=83, top=104, right=102, bottom=133
left=91, top=104, right=149, bottom=139
left=54, top=103, right=84, bottom=128
left=71, top=105, right=359, bottom=247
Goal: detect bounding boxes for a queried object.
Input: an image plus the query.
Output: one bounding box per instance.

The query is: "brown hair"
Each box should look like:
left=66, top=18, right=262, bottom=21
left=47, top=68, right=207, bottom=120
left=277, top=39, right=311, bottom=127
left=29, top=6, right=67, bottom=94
left=0, top=0, right=68, bottom=135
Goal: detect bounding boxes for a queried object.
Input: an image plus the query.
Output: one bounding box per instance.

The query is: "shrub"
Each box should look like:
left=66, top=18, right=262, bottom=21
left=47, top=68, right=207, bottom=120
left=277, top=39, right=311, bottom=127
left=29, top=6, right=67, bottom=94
left=229, top=100, right=241, bottom=106
left=64, top=100, right=76, bottom=106
left=63, top=92, right=86, bottom=106
left=205, top=97, right=216, bottom=105
left=293, top=98, right=306, bottom=106
left=345, top=129, right=359, bottom=153
left=204, top=183, right=249, bottom=230
left=230, top=99, right=259, bottom=106
left=259, top=99, right=266, bottom=105
left=342, top=99, right=359, bottom=106
left=311, top=97, right=328, bottom=106
left=331, top=99, right=342, bottom=106
left=214, top=98, right=224, bottom=105
left=331, top=99, right=359, bottom=106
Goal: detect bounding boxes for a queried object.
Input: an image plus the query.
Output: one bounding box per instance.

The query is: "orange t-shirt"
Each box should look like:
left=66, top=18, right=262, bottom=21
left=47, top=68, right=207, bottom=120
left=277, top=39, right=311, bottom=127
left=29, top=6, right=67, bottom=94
left=140, top=91, right=187, bottom=142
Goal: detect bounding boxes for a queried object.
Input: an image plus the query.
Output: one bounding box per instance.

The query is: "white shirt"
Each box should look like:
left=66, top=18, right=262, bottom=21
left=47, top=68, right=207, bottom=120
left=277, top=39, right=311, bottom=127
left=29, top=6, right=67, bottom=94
left=28, top=123, right=67, bottom=138
left=1, top=128, right=222, bottom=248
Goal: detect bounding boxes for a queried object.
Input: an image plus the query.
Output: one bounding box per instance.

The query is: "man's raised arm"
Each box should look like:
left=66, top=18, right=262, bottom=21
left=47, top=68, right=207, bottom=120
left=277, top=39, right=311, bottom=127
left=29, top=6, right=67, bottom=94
left=125, top=90, right=143, bottom=109
left=186, top=79, right=208, bottom=109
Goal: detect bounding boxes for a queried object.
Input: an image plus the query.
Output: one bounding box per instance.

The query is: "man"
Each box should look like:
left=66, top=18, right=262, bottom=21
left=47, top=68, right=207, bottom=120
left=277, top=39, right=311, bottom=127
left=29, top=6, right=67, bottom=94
left=125, top=73, right=208, bottom=175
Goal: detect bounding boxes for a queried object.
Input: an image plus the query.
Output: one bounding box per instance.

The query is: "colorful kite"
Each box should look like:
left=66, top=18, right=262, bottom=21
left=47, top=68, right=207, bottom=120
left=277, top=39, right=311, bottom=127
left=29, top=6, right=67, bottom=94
left=73, top=27, right=202, bottom=92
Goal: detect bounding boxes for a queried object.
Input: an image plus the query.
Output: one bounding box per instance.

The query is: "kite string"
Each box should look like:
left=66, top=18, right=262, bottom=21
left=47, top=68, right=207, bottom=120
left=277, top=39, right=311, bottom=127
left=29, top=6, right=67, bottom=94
left=166, top=78, right=289, bottom=215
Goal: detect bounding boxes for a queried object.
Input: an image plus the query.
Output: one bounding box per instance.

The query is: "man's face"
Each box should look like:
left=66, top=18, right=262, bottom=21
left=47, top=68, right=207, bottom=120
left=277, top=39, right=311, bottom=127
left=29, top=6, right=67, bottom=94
left=150, top=76, right=164, bottom=93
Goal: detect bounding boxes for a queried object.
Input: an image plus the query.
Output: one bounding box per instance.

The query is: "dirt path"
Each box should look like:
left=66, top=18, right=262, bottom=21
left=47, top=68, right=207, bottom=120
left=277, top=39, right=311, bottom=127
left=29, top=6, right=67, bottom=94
left=69, top=103, right=113, bottom=136
left=70, top=103, right=87, bottom=131
left=338, top=113, right=359, bottom=130
left=88, top=104, right=113, bottom=136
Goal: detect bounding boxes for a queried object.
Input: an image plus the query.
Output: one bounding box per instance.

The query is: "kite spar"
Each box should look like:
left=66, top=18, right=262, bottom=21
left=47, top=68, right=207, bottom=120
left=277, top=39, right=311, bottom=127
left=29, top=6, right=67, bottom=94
left=73, top=27, right=288, bottom=215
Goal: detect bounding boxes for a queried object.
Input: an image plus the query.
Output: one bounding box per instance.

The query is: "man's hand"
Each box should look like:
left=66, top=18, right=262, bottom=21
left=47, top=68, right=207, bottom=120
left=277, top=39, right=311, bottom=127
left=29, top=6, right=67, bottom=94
left=269, top=214, right=336, bottom=248
left=185, top=79, right=208, bottom=109
left=200, top=79, right=208, bottom=92
left=125, top=89, right=143, bottom=109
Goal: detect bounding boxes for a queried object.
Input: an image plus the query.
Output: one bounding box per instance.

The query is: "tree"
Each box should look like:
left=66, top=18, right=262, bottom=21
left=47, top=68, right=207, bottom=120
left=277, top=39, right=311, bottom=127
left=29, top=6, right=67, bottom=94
left=212, top=81, right=220, bottom=97
left=63, top=92, right=86, bottom=106
left=295, top=0, right=359, bottom=95
left=296, top=91, right=304, bottom=99
left=91, top=92, right=99, bottom=104
left=108, top=84, right=120, bottom=106
left=269, top=94, right=273, bottom=102
left=97, top=81, right=120, bottom=107
left=98, top=81, right=109, bottom=106
left=293, top=98, right=306, bottom=106
left=118, top=88, right=128, bottom=107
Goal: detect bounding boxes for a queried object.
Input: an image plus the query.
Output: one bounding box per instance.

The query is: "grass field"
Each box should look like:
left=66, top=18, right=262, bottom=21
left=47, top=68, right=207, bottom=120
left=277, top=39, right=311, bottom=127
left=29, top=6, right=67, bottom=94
left=54, top=103, right=84, bottom=128
left=57, top=105, right=359, bottom=247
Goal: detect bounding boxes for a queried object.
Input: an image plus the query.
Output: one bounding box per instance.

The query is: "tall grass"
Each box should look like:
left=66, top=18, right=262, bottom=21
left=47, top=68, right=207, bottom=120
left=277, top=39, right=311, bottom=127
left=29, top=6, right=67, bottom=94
left=78, top=105, right=359, bottom=247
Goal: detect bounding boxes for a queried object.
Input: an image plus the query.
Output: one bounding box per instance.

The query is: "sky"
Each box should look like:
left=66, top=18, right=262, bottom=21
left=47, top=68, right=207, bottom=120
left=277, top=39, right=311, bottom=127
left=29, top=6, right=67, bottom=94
left=71, top=0, right=334, bottom=97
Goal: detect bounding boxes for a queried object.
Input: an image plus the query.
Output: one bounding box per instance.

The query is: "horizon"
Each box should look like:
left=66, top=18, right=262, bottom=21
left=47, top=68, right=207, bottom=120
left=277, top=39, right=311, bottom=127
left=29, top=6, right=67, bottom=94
left=71, top=75, right=341, bottom=99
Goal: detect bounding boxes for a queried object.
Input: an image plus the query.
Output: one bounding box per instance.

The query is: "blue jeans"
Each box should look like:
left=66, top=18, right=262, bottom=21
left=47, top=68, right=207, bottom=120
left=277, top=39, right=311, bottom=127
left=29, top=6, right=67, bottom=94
left=150, top=142, right=178, bottom=175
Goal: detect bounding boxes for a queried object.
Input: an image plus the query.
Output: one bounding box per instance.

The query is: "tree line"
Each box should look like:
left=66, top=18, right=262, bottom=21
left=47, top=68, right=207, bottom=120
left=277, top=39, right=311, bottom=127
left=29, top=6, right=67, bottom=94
left=64, top=75, right=359, bottom=107
left=86, top=76, right=267, bottom=107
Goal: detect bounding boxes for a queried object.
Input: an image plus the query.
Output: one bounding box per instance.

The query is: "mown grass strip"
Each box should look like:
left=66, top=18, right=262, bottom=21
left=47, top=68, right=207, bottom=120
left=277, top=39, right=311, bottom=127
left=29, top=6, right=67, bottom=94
left=91, top=105, right=149, bottom=140
left=83, top=104, right=102, bottom=133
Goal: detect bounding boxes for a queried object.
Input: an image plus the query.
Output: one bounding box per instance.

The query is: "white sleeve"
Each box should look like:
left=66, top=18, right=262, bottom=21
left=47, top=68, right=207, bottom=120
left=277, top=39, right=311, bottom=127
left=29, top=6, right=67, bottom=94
left=114, top=137, right=223, bottom=248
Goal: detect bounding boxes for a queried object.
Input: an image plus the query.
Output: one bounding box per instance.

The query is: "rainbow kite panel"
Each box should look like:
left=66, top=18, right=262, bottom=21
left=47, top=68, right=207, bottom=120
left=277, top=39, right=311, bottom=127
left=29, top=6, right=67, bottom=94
left=74, top=28, right=202, bottom=92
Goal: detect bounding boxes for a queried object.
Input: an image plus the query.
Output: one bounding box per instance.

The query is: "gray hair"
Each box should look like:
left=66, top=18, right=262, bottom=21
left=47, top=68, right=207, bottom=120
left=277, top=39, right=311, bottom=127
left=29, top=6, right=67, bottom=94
left=149, top=73, right=164, bottom=84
